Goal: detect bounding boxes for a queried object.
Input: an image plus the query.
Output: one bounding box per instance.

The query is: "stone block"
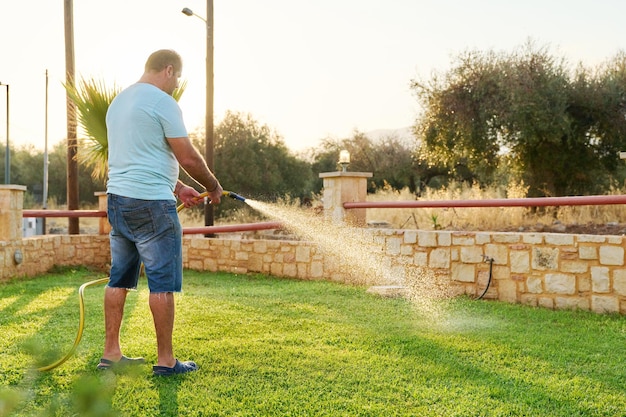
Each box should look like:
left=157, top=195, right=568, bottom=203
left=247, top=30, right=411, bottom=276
left=613, top=269, right=626, bottom=296
left=485, top=244, right=508, bottom=265
left=522, top=234, right=543, bottom=244
left=578, top=246, right=597, bottom=260
left=295, top=246, right=311, bottom=263
left=591, top=266, right=610, bottom=293
left=413, top=252, right=427, bottom=266
left=417, top=231, right=437, bottom=247
left=429, top=248, right=450, bottom=269
left=527, top=276, right=543, bottom=294
left=403, top=230, right=417, bottom=244
left=451, top=263, right=475, bottom=283
left=591, top=295, right=619, bottom=313
left=545, top=234, right=574, bottom=245
left=532, top=247, right=559, bottom=270
left=538, top=297, right=554, bottom=309
left=545, top=273, right=576, bottom=294
left=555, top=297, right=589, bottom=311
left=452, top=234, right=475, bottom=246
left=460, top=246, right=483, bottom=263
left=561, top=260, right=587, bottom=274
left=577, top=235, right=605, bottom=243
left=475, top=233, right=491, bottom=244
left=492, top=233, right=521, bottom=243
left=599, top=246, right=624, bottom=266
left=511, top=251, right=530, bottom=273
left=498, top=280, right=517, bottom=302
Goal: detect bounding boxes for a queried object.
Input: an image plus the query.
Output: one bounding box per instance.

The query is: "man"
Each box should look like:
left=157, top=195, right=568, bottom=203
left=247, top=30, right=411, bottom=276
left=98, top=49, right=223, bottom=376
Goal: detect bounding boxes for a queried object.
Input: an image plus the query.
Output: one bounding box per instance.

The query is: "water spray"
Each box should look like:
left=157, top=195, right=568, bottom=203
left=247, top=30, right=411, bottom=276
left=38, top=190, right=247, bottom=372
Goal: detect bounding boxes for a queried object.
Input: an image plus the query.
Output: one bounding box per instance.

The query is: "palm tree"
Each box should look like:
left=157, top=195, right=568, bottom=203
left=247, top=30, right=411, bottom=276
left=65, top=78, right=187, bottom=180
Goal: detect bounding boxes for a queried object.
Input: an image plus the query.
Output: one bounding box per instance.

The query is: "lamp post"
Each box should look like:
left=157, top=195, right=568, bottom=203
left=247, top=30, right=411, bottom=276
left=0, top=82, right=9, bottom=184
left=182, top=2, right=215, bottom=228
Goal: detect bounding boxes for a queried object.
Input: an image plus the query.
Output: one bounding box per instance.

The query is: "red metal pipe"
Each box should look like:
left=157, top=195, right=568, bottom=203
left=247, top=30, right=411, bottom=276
left=343, top=194, right=626, bottom=209
left=182, top=222, right=283, bottom=235
left=22, top=209, right=107, bottom=218
left=22, top=210, right=282, bottom=235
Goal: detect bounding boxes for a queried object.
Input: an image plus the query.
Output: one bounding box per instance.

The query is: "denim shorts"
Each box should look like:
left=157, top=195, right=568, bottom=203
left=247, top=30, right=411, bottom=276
left=107, top=193, right=183, bottom=293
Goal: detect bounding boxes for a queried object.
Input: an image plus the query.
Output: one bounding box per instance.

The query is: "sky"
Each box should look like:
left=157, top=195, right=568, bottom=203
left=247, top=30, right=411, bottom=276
left=1, top=0, right=626, bottom=154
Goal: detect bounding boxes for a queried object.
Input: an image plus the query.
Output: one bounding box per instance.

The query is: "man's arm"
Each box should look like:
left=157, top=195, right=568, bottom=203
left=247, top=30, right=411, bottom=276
left=167, top=136, right=223, bottom=204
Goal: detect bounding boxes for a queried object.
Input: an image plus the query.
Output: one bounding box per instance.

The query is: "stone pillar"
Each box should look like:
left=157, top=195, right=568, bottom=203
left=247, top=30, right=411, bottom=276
left=95, top=192, right=111, bottom=235
left=319, top=171, right=372, bottom=226
left=0, top=185, right=27, bottom=241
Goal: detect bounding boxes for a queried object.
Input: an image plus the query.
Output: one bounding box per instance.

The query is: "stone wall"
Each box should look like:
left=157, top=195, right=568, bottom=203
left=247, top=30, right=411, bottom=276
left=183, top=229, right=625, bottom=314
left=1, top=235, right=111, bottom=281
left=1, top=230, right=625, bottom=314
left=2, top=185, right=624, bottom=314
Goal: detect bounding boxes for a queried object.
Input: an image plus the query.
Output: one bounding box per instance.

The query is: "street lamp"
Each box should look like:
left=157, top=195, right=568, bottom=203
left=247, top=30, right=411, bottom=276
left=182, top=2, right=215, bottom=228
left=0, top=82, right=9, bottom=184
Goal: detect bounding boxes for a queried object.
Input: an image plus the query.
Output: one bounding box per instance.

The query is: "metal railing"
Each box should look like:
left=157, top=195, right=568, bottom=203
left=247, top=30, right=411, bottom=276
left=343, top=194, right=626, bottom=209
left=22, top=194, right=626, bottom=235
left=22, top=209, right=283, bottom=235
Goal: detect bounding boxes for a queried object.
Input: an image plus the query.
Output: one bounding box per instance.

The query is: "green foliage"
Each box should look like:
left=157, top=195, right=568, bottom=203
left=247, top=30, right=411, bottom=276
left=65, top=78, right=119, bottom=181
left=186, top=111, right=316, bottom=218
left=214, top=111, right=314, bottom=200
left=310, top=130, right=418, bottom=193
left=1, top=270, right=625, bottom=416
left=412, top=41, right=626, bottom=197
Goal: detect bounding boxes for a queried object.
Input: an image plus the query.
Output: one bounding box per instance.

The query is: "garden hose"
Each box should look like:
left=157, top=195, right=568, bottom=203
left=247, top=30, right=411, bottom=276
left=475, top=255, right=494, bottom=300
left=176, top=190, right=246, bottom=212
left=38, top=190, right=246, bottom=372
left=37, top=277, right=110, bottom=372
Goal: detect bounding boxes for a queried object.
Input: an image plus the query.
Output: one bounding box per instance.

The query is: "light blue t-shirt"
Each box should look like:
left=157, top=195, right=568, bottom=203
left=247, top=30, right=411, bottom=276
left=106, top=83, right=187, bottom=201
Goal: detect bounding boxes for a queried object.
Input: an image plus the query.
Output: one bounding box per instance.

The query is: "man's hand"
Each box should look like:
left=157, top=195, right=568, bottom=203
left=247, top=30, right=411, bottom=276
left=207, top=180, right=223, bottom=205
left=177, top=184, right=203, bottom=208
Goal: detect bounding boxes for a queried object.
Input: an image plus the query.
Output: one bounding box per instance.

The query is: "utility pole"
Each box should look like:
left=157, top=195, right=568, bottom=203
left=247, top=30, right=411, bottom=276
left=0, top=82, right=8, bottom=184
left=205, top=0, right=215, bottom=230
left=64, top=0, right=79, bottom=234
left=43, top=70, right=49, bottom=234
left=182, top=2, right=215, bottom=231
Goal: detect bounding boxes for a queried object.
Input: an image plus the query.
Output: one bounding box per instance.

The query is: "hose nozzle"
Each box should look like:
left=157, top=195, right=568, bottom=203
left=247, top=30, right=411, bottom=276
left=177, top=190, right=247, bottom=212
left=225, top=191, right=246, bottom=202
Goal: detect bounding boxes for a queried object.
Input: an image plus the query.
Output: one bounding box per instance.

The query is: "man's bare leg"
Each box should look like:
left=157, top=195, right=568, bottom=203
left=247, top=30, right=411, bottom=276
left=101, top=286, right=128, bottom=362
left=150, top=292, right=176, bottom=368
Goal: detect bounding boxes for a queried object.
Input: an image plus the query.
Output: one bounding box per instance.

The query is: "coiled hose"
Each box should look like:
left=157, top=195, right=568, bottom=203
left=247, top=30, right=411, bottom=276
left=37, top=277, right=110, bottom=372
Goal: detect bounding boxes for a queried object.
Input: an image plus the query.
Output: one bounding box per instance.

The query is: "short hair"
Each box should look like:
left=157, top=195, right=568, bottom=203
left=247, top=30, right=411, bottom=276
left=145, top=49, right=182, bottom=74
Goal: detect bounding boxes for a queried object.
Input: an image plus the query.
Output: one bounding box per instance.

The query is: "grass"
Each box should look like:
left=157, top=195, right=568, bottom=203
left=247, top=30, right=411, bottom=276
left=1, top=268, right=625, bottom=417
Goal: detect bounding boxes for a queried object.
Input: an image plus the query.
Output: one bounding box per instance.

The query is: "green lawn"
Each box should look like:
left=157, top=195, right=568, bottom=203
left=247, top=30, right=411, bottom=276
left=1, top=268, right=625, bottom=417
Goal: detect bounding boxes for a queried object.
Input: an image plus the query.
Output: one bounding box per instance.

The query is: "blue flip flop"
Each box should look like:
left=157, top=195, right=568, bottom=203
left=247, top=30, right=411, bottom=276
left=97, top=356, right=146, bottom=371
left=152, top=359, right=198, bottom=376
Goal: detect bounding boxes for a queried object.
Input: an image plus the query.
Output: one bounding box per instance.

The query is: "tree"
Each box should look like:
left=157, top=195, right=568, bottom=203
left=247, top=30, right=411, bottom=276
left=412, top=42, right=626, bottom=197
left=187, top=111, right=315, bottom=217
left=212, top=111, right=310, bottom=199
left=310, top=130, right=418, bottom=193
left=412, top=49, right=505, bottom=187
